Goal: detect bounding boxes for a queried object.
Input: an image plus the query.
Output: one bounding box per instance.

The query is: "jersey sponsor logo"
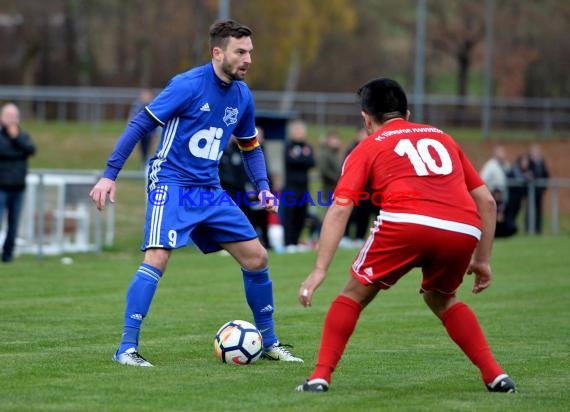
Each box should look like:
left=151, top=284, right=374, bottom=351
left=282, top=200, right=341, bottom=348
left=223, top=107, right=239, bottom=126
left=188, top=127, right=224, bottom=160
left=199, top=102, right=210, bottom=112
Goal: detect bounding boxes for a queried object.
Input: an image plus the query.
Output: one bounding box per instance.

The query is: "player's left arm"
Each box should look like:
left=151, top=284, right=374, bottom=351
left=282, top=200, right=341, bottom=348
left=237, top=136, right=276, bottom=212
left=459, top=148, right=497, bottom=293
left=234, top=90, right=276, bottom=212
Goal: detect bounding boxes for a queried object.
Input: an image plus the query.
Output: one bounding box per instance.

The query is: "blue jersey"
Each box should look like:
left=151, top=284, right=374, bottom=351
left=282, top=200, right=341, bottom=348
left=145, top=62, right=257, bottom=190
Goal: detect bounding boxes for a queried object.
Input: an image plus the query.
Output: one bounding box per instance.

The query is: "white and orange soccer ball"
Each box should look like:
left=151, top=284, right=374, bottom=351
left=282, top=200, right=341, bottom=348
left=214, top=320, right=263, bottom=365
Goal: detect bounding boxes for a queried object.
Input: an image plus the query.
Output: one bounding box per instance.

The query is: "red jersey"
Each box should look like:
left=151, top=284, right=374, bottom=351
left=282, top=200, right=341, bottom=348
left=335, top=119, right=484, bottom=238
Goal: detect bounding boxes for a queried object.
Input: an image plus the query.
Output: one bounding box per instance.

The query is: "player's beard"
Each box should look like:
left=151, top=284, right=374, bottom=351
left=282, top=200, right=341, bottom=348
left=221, top=59, right=248, bottom=81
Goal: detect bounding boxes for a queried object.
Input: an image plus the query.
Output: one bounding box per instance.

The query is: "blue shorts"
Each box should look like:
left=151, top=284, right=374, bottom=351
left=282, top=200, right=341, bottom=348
left=141, top=185, right=257, bottom=253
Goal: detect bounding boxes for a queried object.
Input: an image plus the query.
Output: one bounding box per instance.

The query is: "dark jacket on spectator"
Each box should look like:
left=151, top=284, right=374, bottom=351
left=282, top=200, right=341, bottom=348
left=0, top=126, right=36, bottom=190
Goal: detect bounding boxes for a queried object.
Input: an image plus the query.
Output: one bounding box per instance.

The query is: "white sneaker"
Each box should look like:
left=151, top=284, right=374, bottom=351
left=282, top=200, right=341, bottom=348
left=261, top=342, right=304, bottom=362
left=113, top=347, right=154, bottom=367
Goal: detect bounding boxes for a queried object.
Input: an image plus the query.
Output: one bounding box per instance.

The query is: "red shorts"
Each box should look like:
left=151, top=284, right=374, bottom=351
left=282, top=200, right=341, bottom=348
left=350, top=221, right=478, bottom=295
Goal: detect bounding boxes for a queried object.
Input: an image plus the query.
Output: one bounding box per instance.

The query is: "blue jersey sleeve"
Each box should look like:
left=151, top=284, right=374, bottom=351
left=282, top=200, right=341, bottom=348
left=241, top=146, right=270, bottom=192
left=232, top=88, right=257, bottom=139
left=145, top=74, right=193, bottom=126
left=103, top=110, right=159, bottom=180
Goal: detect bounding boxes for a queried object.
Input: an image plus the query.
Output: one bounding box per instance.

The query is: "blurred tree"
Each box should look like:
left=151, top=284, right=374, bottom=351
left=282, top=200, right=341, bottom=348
left=299, top=0, right=416, bottom=94
left=520, top=0, right=570, bottom=98
left=231, top=0, right=356, bottom=105
left=427, top=1, right=486, bottom=97
left=0, top=0, right=568, bottom=101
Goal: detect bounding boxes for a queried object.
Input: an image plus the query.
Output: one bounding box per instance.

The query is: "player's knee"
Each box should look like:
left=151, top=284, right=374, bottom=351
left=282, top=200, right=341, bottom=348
left=423, top=291, right=456, bottom=319
left=143, top=248, right=171, bottom=272
left=241, top=247, right=268, bottom=271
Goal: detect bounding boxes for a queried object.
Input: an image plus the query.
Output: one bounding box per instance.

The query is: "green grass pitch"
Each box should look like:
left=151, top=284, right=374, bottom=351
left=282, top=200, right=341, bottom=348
left=1, top=236, right=568, bottom=411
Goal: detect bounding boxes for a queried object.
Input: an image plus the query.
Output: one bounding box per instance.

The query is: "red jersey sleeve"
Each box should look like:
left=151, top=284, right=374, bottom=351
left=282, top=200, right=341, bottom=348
left=458, top=147, right=484, bottom=191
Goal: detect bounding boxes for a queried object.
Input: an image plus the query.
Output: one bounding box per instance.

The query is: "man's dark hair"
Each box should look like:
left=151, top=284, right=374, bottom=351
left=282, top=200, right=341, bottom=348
left=209, top=20, right=252, bottom=51
left=357, top=78, right=408, bottom=123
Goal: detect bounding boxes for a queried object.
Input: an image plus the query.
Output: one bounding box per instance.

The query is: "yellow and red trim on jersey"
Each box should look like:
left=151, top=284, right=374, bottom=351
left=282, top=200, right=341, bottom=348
left=236, top=137, right=260, bottom=152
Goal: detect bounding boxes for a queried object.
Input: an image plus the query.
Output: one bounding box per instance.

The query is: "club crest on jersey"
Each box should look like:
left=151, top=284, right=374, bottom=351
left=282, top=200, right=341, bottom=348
left=223, top=107, right=239, bottom=126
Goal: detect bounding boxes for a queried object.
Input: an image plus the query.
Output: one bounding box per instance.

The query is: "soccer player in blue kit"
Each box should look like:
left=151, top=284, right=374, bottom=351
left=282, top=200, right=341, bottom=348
left=89, top=20, right=303, bottom=366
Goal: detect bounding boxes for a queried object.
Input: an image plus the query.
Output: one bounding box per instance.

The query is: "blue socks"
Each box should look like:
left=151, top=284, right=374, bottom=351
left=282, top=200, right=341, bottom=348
left=242, top=267, right=277, bottom=348
left=118, top=263, right=162, bottom=354
left=118, top=264, right=276, bottom=353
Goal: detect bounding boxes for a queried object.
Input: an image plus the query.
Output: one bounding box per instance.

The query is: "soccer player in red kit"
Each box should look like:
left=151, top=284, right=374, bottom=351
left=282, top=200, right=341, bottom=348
left=295, top=78, right=515, bottom=393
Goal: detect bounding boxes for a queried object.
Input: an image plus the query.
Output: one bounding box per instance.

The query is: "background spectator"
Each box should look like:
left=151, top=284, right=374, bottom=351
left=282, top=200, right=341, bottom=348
left=507, top=153, right=533, bottom=232
left=480, top=144, right=511, bottom=204
left=493, top=189, right=517, bottom=238
left=528, top=144, right=550, bottom=233
left=480, top=144, right=517, bottom=237
left=318, top=130, right=342, bottom=202
left=0, top=103, right=36, bottom=262
left=283, top=120, right=315, bottom=251
left=219, top=137, right=249, bottom=208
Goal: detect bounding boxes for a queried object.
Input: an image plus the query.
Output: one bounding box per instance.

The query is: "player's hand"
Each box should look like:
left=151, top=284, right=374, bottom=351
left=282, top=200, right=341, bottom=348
left=466, top=260, right=492, bottom=294
left=299, top=268, right=327, bottom=307
left=6, top=124, right=19, bottom=138
left=259, top=190, right=278, bottom=213
left=89, top=177, right=116, bottom=211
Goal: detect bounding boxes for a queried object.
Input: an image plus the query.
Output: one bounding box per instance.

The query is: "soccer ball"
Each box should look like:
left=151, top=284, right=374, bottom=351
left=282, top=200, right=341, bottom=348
left=214, top=320, right=263, bottom=365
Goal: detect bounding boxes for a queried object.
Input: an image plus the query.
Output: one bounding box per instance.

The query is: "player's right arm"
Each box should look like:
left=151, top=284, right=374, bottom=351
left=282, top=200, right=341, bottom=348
left=299, top=144, right=369, bottom=307
left=89, top=110, right=159, bottom=210
left=90, top=74, right=191, bottom=211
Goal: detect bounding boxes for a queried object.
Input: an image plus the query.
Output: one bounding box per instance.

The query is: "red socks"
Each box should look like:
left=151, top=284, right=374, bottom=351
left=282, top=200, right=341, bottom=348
left=442, top=302, right=504, bottom=384
left=309, top=297, right=503, bottom=386
left=309, top=295, right=362, bottom=383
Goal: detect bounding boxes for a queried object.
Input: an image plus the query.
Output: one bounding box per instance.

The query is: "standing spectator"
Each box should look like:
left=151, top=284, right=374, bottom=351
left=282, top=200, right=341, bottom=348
left=283, top=120, right=315, bottom=250
left=480, top=145, right=510, bottom=204
left=0, top=103, right=36, bottom=262
left=507, top=154, right=533, bottom=231
left=528, top=144, right=549, bottom=233
left=318, top=130, right=342, bottom=203
left=480, top=145, right=516, bottom=236
left=129, top=88, right=159, bottom=170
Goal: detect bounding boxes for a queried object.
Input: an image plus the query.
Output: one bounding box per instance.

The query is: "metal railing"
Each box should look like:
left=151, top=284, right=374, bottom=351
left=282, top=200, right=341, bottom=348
left=19, top=169, right=145, bottom=259
left=506, top=178, right=570, bottom=235
left=1, top=86, right=570, bottom=136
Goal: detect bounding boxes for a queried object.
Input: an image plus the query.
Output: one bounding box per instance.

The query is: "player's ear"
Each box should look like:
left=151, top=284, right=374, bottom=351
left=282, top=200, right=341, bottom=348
left=361, top=111, right=373, bottom=133
left=405, top=110, right=411, bottom=121
left=212, top=46, right=223, bottom=61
